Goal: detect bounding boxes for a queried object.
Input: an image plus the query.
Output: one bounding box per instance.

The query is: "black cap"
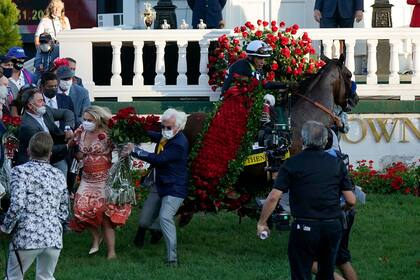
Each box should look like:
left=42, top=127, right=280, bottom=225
left=0, top=55, right=12, bottom=64
left=39, top=33, right=53, bottom=43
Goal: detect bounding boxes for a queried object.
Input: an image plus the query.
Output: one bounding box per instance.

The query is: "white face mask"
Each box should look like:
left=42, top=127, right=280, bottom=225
left=162, top=129, right=174, bottom=140
left=31, top=103, right=47, bottom=116
left=82, top=121, right=96, bottom=132
left=59, top=79, right=73, bottom=92
left=39, top=44, right=51, bottom=53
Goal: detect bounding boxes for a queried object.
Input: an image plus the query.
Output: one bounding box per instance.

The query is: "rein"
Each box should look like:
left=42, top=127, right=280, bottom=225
left=294, top=92, right=340, bottom=125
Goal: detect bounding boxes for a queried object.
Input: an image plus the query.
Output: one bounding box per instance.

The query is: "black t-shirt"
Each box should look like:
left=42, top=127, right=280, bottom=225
left=274, top=148, right=353, bottom=220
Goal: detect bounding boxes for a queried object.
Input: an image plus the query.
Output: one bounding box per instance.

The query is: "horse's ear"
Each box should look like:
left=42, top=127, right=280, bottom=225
left=338, top=53, right=346, bottom=65
left=320, top=54, right=330, bottom=63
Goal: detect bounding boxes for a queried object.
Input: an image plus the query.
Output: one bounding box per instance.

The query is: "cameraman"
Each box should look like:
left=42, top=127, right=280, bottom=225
left=257, top=121, right=356, bottom=280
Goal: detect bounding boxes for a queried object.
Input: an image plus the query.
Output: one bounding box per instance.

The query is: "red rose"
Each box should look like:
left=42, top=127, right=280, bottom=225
left=234, top=27, right=240, bottom=33
left=239, top=52, right=247, bottom=58
left=218, top=52, right=225, bottom=59
left=233, top=38, right=240, bottom=45
left=295, top=48, right=303, bottom=55
left=302, top=32, right=309, bottom=40
left=257, top=19, right=262, bottom=26
left=271, top=63, right=279, bottom=71
left=280, top=21, right=286, bottom=28
left=292, top=24, right=299, bottom=30
left=263, top=21, right=269, bottom=27
left=255, top=30, right=263, bottom=38
left=285, top=27, right=291, bottom=33
left=271, top=20, right=276, bottom=26
left=242, top=31, right=249, bottom=38
left=281, top=47, right=291, bottom=58
left=240, top=26, right=246, bottom=32
left=211, top=85, right=217, bottom=91
left=98, top=133, right=106, bottom=141
left=281, top=37, right=289, bottom=46
left=286, top=66, right=292, bottom=74
left=245, top=21, right=252, bottom=28
left=291, top=29, right=297, bottom=35
left=271, top=26, right=278, bottom=32
left=309, top=48, right=316, bottom=55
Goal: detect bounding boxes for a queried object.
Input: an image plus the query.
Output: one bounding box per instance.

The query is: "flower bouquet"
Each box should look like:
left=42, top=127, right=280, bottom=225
left=106, top=107, right=159, bottom=205
left=0, top=115, right=21, bottom=196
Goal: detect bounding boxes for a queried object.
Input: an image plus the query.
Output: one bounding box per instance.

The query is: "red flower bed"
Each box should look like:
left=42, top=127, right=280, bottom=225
left=350, top=160, right=419, bottom=196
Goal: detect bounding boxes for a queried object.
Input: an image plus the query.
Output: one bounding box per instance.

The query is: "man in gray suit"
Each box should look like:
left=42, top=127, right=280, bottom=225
left=56, top=66, right=90, bottom=127
left=16, top=87, right=75, bottom=177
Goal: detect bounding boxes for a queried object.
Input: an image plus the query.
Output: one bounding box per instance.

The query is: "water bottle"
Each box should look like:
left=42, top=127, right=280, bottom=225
left=259, top=230, right=269, bottom=240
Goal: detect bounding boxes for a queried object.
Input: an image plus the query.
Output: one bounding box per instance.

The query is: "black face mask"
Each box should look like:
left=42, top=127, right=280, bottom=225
left=44, top=88, right=57, bottom=99
left=2, top=68, right=13, bottom=78
left=13, top=62, right=24, bottom=71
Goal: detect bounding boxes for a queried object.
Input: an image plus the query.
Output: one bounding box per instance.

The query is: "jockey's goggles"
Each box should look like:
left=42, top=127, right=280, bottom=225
left=247, top=46, right=272, bottom=58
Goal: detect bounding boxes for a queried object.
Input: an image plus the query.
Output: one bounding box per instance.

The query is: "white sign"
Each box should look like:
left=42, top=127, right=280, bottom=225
left=340, top=114, right=420, bottom=169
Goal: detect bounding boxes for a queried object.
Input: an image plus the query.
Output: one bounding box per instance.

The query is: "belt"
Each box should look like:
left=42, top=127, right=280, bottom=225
left=293, top=217, right=340, bottom=222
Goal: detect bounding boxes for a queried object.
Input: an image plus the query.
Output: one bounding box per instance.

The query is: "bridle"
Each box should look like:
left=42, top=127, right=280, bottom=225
left=294, top=61, right=348, bottom=126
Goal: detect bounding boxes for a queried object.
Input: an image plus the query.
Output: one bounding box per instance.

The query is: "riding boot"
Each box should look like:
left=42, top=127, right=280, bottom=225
left=150, top=230, right=163, bottom=244
left=133, top=226, right=147, bottom=249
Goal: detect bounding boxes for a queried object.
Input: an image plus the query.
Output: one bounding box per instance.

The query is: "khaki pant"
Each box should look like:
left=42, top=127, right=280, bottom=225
left=6, top=247, right=61, bottom=280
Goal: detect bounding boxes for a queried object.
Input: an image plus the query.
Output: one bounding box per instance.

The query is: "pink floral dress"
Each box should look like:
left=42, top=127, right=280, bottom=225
left=69, top=130, right=131, bottom=232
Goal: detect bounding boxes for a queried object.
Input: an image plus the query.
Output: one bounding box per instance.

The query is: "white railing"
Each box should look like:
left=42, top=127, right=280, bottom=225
left=58, top=27, right=420, bottom=102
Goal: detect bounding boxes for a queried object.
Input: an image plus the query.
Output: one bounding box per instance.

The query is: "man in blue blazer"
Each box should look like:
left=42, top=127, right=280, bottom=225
left=40, top=72, right=76, bottom=131
left=188, top=0, right=227, bottom=29
left=56, top=66, right=91, bottom=127
left=123, top=108, right=189, bottom=266
left=314, top=0, right=364, bottom=28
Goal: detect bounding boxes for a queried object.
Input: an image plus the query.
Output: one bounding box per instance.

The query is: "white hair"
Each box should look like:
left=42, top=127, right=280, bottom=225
left=161, top=108, right=187, bottom=130
left=301, top=121, right=328, bottom=149
left=263, top=94, right=275, bottom=107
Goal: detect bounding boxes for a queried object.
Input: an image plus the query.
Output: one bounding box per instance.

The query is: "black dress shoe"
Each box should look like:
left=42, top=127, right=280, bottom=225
left=150, top=230, right=163, bottom=244
left=133, top=227, right=147, bottom=249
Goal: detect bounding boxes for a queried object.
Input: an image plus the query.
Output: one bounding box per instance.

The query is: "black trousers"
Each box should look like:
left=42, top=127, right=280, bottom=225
left=288, top=219, right=342, bottom=280
left=336, top=210, right=356, bottom=265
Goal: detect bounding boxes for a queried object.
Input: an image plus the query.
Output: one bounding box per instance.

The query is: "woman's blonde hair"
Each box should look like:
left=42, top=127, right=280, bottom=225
left=83, top=106, right=112, bottom=131
left=44, top=0, right=68, bottom=29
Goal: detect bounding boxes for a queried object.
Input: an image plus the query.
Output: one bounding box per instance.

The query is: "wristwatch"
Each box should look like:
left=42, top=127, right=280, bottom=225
left=64, top=126, right=72, bottom=132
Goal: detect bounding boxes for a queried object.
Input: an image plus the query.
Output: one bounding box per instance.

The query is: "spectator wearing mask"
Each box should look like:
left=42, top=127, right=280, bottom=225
left=16, top=87, right=75, bottom=177
left=0, top=56, right=19, bottom=115
left=257, top=121, right=356, bottom=280
left=6, top=47, right=37, bottom=91
left=408, top=0, right=420, bottom=27
left=65, top=57, right=84, bottom=87
left=34, top=0, right=71, bottom=46
left=0, top=132, right=69, bottom=280
left=40, top=72, right=75, bottom=130
left=187, top=0, right=227, bottom=29
left=34, top=33, right=60, bottom=80
left=56, top=66, right=90, bottom=126
left=122, top=108, right=189, bottom=266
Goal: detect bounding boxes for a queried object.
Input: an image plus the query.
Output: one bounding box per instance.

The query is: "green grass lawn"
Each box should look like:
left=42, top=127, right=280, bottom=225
left=1, top=194, right=419, bottom=279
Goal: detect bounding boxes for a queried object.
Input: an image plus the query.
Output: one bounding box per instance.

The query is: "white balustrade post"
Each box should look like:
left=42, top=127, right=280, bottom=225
left=111, top=41, right=122, bottom=86
left=133, top=41, right=144, bottom=87
left=177, top=41, right=188, bottom=86
left=412, top=39, right=420, bottom=84
left=389, top=39, right=400, bottom=84
left=198, top=39, right=210, bottom=86
left=322, top=40, right=333, bottom=59
left=366, top=39, right=378, bottom=85
left=332, top=40, right=340, bottom=59
left=345, top=39, right=356, bottom=79
left=155, top=41, right=166, bottom=86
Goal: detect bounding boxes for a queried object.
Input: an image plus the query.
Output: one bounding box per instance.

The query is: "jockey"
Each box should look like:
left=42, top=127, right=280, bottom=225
left=221, top=40, right=272, bottom=95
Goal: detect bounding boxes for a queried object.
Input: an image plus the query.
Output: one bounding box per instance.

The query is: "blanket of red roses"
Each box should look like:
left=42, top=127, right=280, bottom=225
left=187, top=76, right=265, bottom=212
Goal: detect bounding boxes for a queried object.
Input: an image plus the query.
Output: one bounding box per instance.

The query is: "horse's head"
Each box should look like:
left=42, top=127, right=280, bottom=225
left=321, top=54, right=359, bottom=112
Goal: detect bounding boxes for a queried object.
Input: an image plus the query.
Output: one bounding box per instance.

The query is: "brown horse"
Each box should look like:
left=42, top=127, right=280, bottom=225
left=180, top=55, right=358, bottom=222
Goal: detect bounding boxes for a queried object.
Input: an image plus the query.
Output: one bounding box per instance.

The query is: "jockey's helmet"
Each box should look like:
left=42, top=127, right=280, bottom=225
left=246, top=40, right=272, bottom=58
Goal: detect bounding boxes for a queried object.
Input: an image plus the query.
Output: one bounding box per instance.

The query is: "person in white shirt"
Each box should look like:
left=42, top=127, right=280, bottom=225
left=34, top=0, right=71, bottom=47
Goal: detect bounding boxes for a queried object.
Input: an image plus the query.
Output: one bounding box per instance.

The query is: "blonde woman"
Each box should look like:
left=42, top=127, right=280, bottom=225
left=34, top=0, right=71, bottom=46
left=69, top=106, right=131, bottom=259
